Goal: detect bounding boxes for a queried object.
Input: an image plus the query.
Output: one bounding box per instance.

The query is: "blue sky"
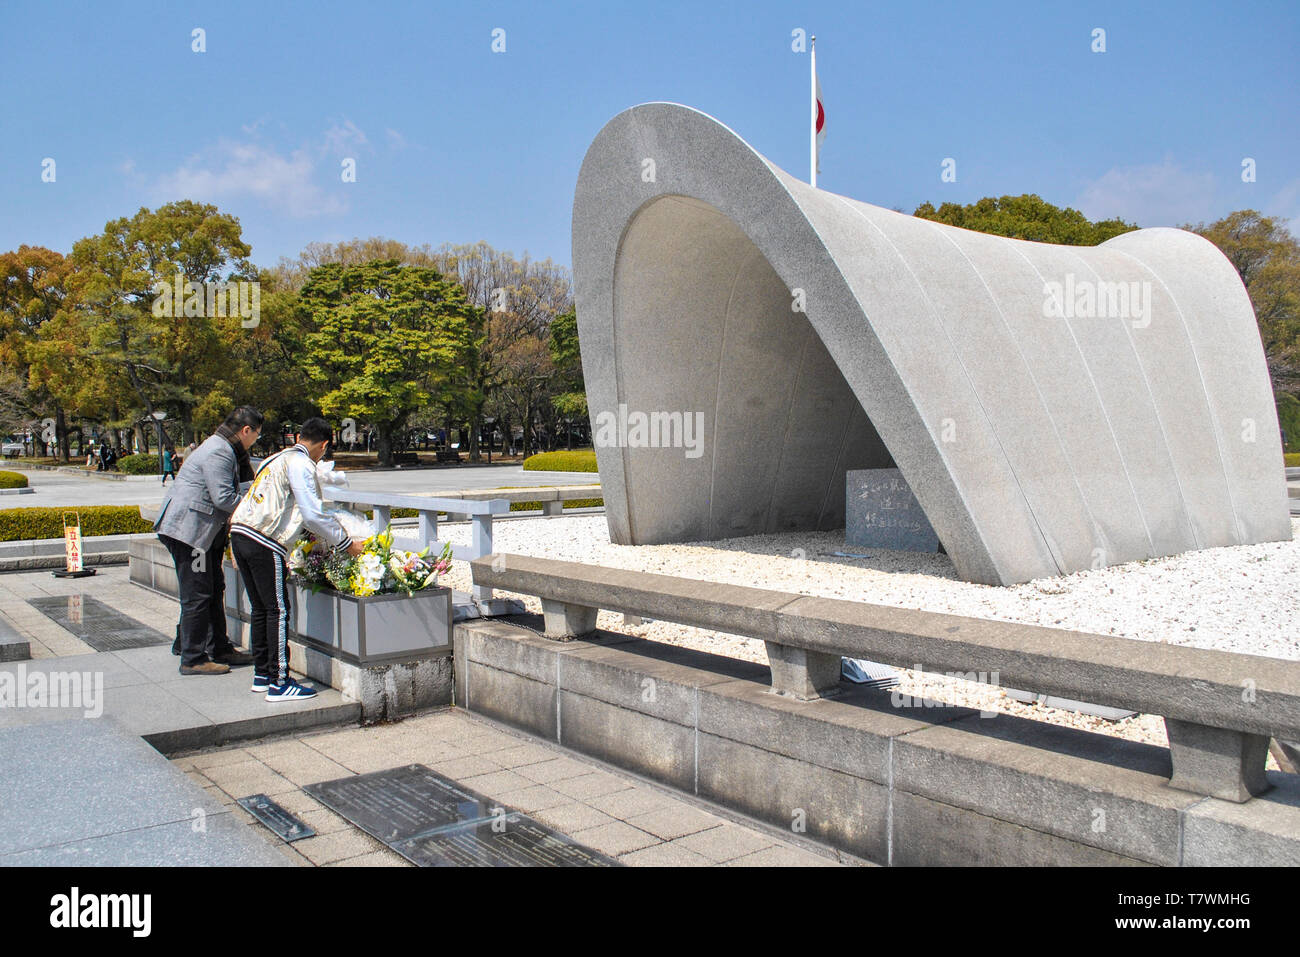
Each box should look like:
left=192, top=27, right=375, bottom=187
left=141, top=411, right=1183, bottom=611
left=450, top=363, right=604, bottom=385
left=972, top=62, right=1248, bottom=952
left=2, top=0, right=1297, bottom=272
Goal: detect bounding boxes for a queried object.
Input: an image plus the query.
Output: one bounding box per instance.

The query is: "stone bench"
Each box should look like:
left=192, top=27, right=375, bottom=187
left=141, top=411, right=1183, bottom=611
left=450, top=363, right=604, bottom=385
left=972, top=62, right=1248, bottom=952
left=470, top=553, right=1300, bottom=804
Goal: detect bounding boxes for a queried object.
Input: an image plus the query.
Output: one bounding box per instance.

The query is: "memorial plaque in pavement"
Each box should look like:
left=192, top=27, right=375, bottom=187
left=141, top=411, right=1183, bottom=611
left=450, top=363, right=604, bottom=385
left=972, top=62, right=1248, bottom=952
left=307, top=765, right=620, bottom=867
left=845, top=468, right=940, bottom=552
left=304, top=765, right=494, bottom=842
left=27, top=595, right=170, bottom=652
left=237, top=794, right=315, bottom=843
left=395, top=815, right=619, bottom=867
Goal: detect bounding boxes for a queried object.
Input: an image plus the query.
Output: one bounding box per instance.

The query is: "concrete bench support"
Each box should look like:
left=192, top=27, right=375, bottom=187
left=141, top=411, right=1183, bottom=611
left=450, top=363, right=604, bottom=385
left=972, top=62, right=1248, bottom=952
left=541, top=599, right=598, bottom=639
left=764, top=641, right=842, bottom=701
left=1165, top=718, right=1271, bottom=803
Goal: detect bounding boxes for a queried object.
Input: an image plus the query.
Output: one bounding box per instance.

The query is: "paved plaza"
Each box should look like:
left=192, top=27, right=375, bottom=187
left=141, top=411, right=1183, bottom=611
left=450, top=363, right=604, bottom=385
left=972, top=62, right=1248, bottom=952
left=0, top=464, right=594, bottom=511
left=0, top=564, right=847, bottom=867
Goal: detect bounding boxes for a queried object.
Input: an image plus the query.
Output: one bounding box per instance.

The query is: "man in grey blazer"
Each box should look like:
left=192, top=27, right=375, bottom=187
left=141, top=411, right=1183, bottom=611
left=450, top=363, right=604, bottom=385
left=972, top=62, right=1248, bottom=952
left=155, top=406, right=263, bottom=675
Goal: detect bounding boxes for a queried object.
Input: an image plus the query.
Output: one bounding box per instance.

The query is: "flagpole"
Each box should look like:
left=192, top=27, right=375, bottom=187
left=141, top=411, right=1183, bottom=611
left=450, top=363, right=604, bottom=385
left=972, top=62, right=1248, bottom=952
left=810, top=35, right=817, bottom=188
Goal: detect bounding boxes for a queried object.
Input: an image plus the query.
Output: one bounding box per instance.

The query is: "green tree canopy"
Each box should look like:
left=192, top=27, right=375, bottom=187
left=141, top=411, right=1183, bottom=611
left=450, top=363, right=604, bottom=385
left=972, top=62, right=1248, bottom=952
left=913, top=194, right=1138, bottom=245
left=299, top=259, right=480, bottom=465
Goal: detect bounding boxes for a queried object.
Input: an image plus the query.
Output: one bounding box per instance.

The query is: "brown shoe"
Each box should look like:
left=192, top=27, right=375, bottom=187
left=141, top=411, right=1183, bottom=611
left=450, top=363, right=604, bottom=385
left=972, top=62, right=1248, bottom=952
left=213, top=648, right=254, bottom=667
left=179, top=660, right=231, bottom=676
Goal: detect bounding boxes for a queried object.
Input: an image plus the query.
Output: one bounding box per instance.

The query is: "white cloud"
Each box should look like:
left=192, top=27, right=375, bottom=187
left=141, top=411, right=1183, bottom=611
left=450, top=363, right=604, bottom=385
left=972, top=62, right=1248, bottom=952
left=385, top=128, right=408, bottom=150
left=153, top=139, right=346, bottom=218
left=322, top=119, right=368, bottom=156
left=1075, top=160, right=1218, bottom=228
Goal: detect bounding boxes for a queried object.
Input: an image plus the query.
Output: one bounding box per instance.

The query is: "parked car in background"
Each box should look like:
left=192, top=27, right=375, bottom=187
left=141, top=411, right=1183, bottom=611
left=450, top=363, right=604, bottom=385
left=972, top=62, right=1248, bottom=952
left=0, top=440, right=24, bottom=456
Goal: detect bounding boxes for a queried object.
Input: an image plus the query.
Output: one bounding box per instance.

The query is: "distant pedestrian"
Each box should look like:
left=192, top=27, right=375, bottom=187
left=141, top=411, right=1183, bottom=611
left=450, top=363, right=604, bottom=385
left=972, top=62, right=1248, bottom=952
left=161, top=447, right=177, bottom=485
left=154, top=406, right=263, bottom=676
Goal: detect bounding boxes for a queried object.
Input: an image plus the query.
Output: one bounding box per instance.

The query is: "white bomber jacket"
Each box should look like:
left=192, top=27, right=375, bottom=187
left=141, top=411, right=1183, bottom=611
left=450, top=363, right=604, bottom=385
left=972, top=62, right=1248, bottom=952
left=230, top=444, right=353, bottom=557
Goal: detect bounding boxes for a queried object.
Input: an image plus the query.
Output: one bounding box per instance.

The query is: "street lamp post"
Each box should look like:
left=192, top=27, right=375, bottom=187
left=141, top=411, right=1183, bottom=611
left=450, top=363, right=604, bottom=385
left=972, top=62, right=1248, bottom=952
left=151, top=411, right=166, bottom=474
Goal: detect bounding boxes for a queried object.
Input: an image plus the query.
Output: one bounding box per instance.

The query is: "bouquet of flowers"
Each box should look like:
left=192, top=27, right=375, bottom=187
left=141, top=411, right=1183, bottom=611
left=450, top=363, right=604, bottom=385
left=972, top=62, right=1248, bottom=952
left=288, top=525, right=452, bottom=598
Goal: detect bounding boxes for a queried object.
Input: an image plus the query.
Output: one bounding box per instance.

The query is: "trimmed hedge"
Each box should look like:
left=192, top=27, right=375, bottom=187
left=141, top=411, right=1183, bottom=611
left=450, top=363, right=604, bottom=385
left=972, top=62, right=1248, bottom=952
left=523, top=449, right=598, bottom=472
left=0, top=505, right=153, bottom=542
left=1287, top=453, right=1300, bottom=468
left=117, top=453, right=160, bottom=475
left=0, top=471, right=28, bottom=489
left=509, top=498, right=602, bottom=511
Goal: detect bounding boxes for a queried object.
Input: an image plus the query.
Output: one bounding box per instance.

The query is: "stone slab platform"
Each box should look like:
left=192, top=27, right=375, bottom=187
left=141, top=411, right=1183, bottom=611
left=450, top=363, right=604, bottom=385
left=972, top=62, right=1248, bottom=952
left=0, top=644, right=360, bottom=755
left=0, top=718, right=288, bottom=865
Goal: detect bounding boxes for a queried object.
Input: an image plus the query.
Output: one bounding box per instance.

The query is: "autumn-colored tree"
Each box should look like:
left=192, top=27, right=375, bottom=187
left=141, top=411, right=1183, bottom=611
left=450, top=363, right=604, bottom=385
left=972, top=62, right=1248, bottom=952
left=32, top=201, right=255, bottom=448
left=1186, top=211, right=1300, bottom=395
left=0, top=246, right=74, bottom=456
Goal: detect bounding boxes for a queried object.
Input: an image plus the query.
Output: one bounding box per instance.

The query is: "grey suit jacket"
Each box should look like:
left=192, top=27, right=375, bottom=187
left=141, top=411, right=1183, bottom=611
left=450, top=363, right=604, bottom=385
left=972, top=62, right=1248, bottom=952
left=154, top=435, right=243, bottom=551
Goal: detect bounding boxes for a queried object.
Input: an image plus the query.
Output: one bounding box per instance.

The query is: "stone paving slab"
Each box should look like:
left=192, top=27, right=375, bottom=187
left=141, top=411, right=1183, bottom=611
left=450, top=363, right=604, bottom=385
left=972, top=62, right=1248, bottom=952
left=177, top=707, right=860, bottom=867
left=0, top=718, right=286, bottom=866
left=0, top=645, right=360, bottom=753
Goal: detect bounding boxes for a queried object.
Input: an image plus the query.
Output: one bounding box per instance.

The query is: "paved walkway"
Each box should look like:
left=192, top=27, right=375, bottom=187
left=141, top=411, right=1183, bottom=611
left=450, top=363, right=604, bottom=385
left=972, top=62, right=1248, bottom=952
left=0, top=464, right=595, bottom=510
left=179, top=709, right=850, bottom=867
left=0, top=564, right=852, bottom=867
left=1, top=564, right=184, bottom=657
left=0, top=718, right=288, bottom=866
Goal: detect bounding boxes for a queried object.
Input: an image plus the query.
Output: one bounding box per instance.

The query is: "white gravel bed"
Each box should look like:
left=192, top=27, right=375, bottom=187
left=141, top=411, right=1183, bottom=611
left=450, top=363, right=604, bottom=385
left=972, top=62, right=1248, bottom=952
left=403, top=516, right=1299, bottom=760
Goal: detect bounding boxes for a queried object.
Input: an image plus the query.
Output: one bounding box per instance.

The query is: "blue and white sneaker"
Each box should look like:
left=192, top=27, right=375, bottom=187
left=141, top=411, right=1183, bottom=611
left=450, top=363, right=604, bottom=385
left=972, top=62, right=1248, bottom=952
left=265, top=678, right=317, bottom=703
left=250, top=674, right=270, bottom=694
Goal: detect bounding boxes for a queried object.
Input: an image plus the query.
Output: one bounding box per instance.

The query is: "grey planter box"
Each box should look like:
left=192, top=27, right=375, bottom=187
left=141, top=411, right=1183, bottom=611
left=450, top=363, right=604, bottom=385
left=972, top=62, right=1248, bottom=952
left=292, top=585, right=338, bottom=650
left=223, top=561, right=250, bottom=615
left=293, top=585, right=452, bottom=663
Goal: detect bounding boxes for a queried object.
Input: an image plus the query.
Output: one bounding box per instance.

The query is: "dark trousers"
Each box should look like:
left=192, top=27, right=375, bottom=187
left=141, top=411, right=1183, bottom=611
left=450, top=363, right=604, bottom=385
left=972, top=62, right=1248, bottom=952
left=231, top=533, right=291, bottom=685
left=161, top=528, right=231, bottom=667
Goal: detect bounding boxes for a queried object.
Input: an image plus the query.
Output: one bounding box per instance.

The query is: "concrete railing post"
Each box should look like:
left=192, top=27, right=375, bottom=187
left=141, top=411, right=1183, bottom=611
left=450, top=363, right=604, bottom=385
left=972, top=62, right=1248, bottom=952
left=543, top=500, right=563, bottom=516
left=1164, top=718, right=1271, bottom=803
left=541, top=598, right=598, bottom=639
left=471, top=515, right=494, bottom=601
left=764, top=641, right=842, bottom=701
left=417, top=509, right=438, bottom=550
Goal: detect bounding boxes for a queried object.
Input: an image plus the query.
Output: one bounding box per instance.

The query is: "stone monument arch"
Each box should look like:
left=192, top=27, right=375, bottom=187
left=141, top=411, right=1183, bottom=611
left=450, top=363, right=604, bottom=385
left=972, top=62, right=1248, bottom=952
left=571, top=103, right=1291, bottom=585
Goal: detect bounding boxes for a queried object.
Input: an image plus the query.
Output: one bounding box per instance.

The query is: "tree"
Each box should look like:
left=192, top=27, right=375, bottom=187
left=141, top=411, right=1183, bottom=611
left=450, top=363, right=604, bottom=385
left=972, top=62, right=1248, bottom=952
left=299, top=260, right=480, bottom=466
left=913, top=194, right=1138, bottom=245
left=547, top=310, right=586, bottom=449
left=31, top=201, right=255, bottom=448
left=0, top=246, right=73, bottom=456
left=273, top=237, right=576, bottom=461
left=428, top=242, right=573, bottom=460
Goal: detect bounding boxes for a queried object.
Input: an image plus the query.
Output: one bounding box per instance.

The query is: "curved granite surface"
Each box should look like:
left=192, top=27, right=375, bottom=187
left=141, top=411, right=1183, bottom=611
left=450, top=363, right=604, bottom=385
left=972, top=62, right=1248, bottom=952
left=571, top=102, right=1291, bottom=585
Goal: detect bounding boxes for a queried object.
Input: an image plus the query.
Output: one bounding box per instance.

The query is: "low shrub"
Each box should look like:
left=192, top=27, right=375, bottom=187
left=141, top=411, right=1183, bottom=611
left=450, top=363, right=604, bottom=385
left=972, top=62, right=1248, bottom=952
left=0, top=505, right=153, bottom=542
left=0, top=471, right=28, bottom=489
left=523, top=449, right=598, bottom=472
left=1286, top=452, right=1300, bottom=468
left=116, top=453, right=160, bottom=475
left=509, top=498, right=603, bottom=512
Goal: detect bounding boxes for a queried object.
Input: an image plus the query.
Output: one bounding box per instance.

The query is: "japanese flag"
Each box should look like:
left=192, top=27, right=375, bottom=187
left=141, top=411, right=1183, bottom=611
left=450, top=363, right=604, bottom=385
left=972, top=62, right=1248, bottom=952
left=815, top=76, right=826, bottom=172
